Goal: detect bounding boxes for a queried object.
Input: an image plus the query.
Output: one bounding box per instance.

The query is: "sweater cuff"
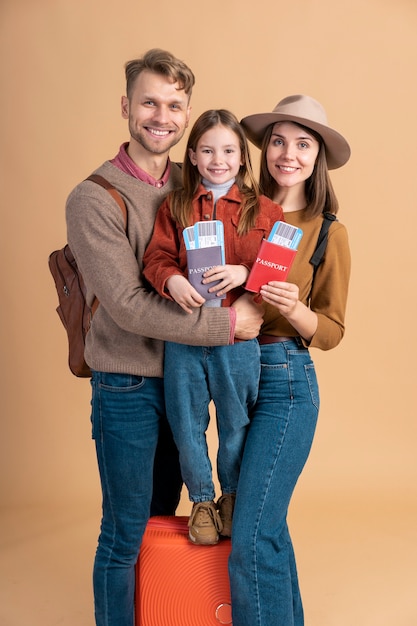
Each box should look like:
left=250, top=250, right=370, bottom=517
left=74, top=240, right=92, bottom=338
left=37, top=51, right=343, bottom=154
left=228, top=308, right=236, bottom=344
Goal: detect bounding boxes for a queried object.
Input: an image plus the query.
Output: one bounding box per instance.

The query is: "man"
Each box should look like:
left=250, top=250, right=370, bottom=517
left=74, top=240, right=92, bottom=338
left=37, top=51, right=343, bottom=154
left=66, top=49, right=262, bottom=626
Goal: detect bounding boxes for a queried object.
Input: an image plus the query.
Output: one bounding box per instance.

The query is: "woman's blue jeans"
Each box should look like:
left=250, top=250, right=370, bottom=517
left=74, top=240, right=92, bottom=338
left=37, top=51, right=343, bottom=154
left=90, top=371, right=181, bottom=626
left=229, top=339, right=320, bottom=626
left=164, top=339, right=260, bottom=501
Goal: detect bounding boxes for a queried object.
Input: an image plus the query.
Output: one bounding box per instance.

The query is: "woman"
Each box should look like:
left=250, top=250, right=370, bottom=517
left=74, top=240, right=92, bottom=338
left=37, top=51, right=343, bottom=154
left=228, top=95, right=351, bottom=625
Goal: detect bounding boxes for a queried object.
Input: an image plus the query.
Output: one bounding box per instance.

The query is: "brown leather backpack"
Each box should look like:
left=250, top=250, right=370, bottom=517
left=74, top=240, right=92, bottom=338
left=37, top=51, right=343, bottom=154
left=48, top=174, right=127, bottom=377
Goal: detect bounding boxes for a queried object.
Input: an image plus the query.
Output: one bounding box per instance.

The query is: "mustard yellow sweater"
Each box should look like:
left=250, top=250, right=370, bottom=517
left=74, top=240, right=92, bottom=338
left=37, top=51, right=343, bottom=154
left=261, top=209, right=351, bottom=351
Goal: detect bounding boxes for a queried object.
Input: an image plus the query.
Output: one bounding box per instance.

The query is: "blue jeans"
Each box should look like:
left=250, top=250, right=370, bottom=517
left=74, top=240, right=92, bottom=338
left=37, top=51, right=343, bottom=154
left=90, top=371, right=182, bottom=626
left=164, top=339, right=260, bottom=501
left=229, top=339, right=320, bottom=626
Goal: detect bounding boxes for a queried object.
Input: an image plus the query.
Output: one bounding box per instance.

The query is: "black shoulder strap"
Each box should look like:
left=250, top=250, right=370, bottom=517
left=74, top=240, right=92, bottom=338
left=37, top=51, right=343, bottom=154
left=309, top=211, right=337, bottom=273
left=85, top=174, right=128, bottom=227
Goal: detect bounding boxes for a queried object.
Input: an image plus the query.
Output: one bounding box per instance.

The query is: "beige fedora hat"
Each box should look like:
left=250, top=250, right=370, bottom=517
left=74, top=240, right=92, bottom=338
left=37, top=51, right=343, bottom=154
left=241, top=94, right=350, bottom=169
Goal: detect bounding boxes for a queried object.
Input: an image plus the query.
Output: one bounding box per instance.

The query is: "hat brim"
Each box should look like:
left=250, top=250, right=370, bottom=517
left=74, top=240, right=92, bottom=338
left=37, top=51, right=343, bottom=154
left=241, top=112, right=351, bottom=170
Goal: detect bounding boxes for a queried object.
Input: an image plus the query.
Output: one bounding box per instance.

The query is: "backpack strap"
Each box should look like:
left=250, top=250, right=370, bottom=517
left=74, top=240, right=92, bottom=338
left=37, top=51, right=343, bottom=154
left=307, top=211, right=337, bottom=302
left=309, top=211, right=337, bottom=274
left=85, top=173, right=128, bottom=226
left=83, top=174, right=128, bottom=316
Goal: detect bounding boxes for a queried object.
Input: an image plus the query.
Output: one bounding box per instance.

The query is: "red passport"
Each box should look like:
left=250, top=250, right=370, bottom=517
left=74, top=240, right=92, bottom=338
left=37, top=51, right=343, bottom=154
left=245, top=239, right=297, bottom=293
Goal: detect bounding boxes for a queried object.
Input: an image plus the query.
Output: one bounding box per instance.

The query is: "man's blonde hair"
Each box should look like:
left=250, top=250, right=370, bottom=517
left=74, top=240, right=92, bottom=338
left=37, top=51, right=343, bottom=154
left=125, top=48, right=195, bottom=100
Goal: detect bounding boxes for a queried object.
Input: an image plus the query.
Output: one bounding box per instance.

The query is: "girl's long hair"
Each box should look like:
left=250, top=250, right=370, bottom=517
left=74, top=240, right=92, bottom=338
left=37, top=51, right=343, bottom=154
left=170, top=109, right=261, bottom=236
left=258, top=123, right=339, bottom=218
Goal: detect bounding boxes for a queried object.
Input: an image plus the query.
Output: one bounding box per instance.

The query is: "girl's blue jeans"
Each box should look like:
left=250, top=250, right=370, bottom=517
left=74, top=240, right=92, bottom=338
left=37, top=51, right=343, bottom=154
left=164, top=339, right=260, bottom=501
left=90, top=371, right=182, bottom=626
left=229, top=338, right=320, bottom=626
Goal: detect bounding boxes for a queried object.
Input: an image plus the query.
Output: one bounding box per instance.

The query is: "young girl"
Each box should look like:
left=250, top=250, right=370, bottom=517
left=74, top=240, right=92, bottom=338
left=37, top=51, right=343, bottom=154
left=143, top=109, right=283, bottom=545
left=228, top=95, right=351, bottom=625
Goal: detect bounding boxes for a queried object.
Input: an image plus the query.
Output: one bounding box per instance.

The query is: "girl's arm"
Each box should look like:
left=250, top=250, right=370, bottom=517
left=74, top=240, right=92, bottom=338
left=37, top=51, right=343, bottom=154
left=142, top=199, right=186, bottom=297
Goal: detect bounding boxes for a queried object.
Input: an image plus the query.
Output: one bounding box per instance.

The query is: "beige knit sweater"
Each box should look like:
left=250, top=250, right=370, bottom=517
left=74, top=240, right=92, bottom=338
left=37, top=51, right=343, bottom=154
left=66, top=161, right=231, bottom=377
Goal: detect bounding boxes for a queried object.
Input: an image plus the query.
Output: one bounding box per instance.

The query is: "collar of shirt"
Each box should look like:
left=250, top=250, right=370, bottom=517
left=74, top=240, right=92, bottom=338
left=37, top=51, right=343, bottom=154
left=194, top=182, right=242, bottom=204
left=110, top=142, right=171, bottom=188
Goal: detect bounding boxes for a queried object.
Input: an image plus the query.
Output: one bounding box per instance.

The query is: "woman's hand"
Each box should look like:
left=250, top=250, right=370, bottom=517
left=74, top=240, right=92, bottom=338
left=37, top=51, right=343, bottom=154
left=260, top=281, right=318, bottom=342
left=259, top=281, right=299, bottom=316
left=202, top=264, right=249, bottom=297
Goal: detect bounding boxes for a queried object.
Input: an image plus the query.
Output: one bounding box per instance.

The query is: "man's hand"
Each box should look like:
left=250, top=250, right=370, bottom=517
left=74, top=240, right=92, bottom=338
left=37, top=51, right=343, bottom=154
left=232, top=292, right=264, bottom=340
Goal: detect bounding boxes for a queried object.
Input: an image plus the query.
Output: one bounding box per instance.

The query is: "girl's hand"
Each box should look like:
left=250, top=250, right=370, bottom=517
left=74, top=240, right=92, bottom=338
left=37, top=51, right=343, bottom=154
left=166, top=275, right=206, bottom=314
left=202, top=264, right=249, bottom=297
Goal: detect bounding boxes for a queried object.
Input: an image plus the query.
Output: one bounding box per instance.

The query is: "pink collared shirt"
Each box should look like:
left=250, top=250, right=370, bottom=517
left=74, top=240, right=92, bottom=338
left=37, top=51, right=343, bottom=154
left=111, top=142, right=171, bottom=188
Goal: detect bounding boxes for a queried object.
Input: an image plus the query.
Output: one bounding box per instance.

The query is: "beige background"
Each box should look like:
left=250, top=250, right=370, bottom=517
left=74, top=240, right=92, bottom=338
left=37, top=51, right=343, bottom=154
left=1, top=0, right=416, bottom=624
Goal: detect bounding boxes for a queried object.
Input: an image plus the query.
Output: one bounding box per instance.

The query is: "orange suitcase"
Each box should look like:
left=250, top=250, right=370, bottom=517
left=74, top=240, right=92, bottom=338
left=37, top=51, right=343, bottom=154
left=135, top=515, right=232, bottom=625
